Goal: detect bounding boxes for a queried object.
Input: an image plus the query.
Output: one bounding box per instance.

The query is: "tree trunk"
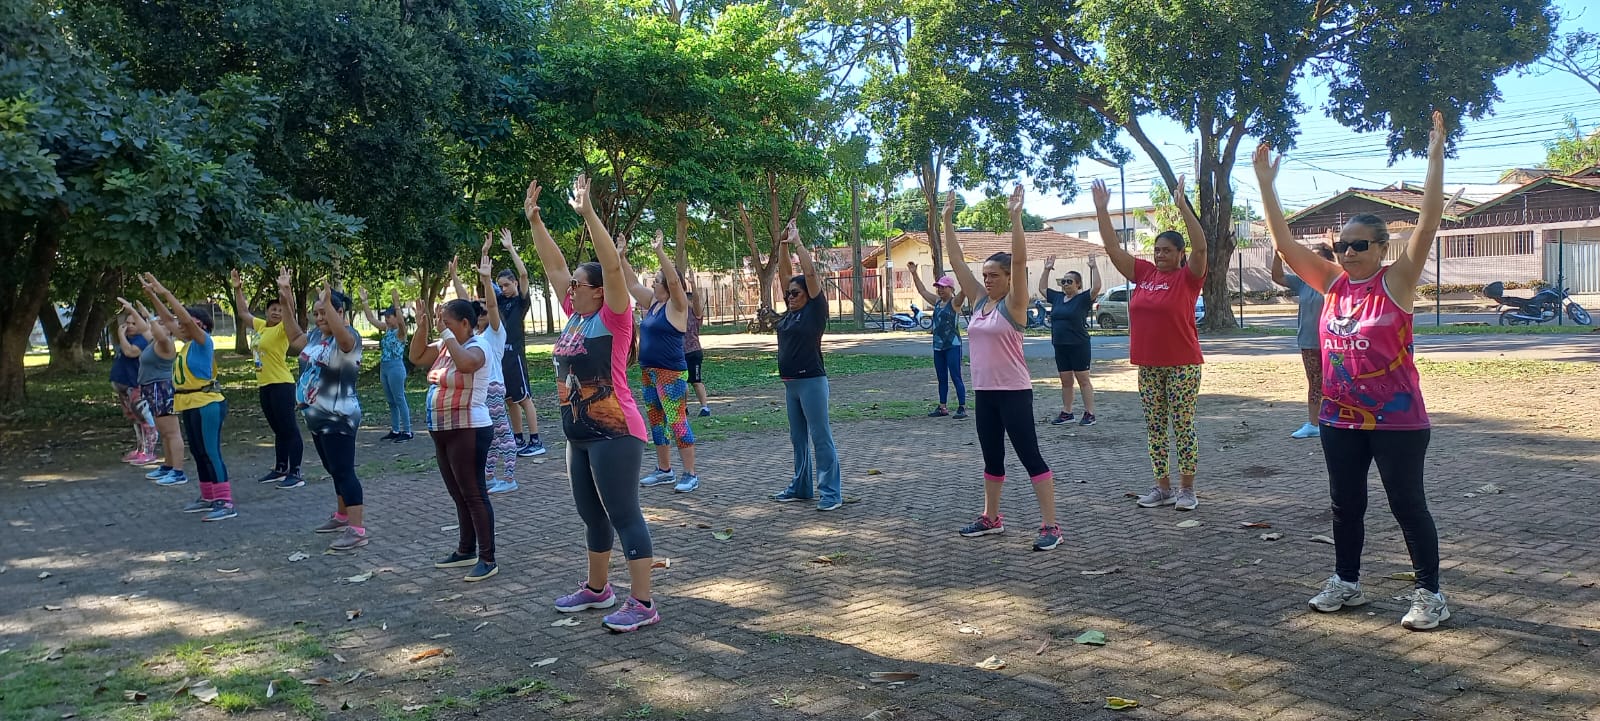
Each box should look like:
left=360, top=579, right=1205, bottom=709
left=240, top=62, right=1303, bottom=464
left=850, top=182, right=865, bottom=329
left=918, top=160, right=944, bottom=275
left=0, top=219, right=63, bottom=404
left=1195, top=131, right=1239, bottom=333
left=674, top=200, right=690, bottom=272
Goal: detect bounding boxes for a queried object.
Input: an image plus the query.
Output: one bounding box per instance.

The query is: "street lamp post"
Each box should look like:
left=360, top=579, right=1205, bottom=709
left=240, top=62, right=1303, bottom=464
left=1091, top=157, right=1129, bottom=252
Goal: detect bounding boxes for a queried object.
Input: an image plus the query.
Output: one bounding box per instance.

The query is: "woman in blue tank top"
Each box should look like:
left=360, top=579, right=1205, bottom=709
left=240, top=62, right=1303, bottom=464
left=620, top=231, right=700, bottom=493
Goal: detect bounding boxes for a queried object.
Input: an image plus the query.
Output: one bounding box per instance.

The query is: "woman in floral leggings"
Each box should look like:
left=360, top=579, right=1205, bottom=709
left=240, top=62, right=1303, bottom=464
left=1092, top=178, right=1208, bottom=511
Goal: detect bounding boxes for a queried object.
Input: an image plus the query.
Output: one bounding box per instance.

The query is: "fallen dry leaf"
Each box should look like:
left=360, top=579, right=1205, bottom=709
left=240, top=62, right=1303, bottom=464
left=1034, top=639, right=1050, bottom=655
left=345, top=571, right=374, bottom=583
left=42, top=604, right=62, bottom=611
left=550, top=618, right=580, bottom=627
left=712, top=528, right=733, bottom=541
left=1310, top=534, right=1335, bottom=545
left=473, top=621, right=489, bottom=632
left=434, top=593, right=463, bottom=602
left=440, top=524, right=458, bottom=532
left=428, top=633, right=452, bottom=640
left=957, top=625, right=983, bottom=636
left=122, top=690, right=148, bottom=702
left=866, top=469, right=882, bottom=475
left=409, top=648, right=446, bottom=662
left=343, top=670, right=364, bottom=684
left=864, top=707, right=902, bottom=721
left=298, top=677, right=334, bottom=686
left=1079, top=566, right=1123, bottom=576
left=216, top=568, right=240, bottom=574
left=1175, top=519, right=1201, bottom=529
left=651, top=558, right=671, bottom=569
left=287, top=551, right=310, bottom=562
left=531, top=657, right=558, bottom=667
left=38, top=571, right=52, bottom=580
left=1239, top=522, right=1272, bottom=529
left=187, top=680, right=219, bottom=704
left=265, top=680, right=277, bottom=699
left=345, top=609, right=362, bottom=621
left=1104, top=696, right=1140, bottom=710
left=1477, top=483, right=1503, bottom=494
left=333, top=653, right=347, bottom=663
left=1259, top=532, right=1283, bottom=541
left=41, top=646, right=65, bottom=661
left=1074, top=630, right=1107, bottom=646
left=695, top=522, right=712, bottom=529
left=402, top=704, right=427, bottom=712
left=868, top=672, right=919, bottom=683
left=973, top=655, right=1006, bottom=671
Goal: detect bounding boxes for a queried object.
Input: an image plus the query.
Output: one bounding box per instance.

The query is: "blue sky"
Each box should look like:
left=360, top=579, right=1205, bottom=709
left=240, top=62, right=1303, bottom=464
left=941, top=1, right=1600, bottom=220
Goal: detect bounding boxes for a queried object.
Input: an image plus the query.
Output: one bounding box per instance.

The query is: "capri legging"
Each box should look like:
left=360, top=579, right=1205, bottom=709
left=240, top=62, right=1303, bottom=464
left=974, top=389, right=1050, bottom=482
left=484, top=382, right=517, bottom=482
left=1137, top=364, right=1202, bottom=481
left=641, top=367, right=695, bottom=447
left=260, top=382, right=303, bottom=474
left=569, top=436, right=652, bottom=560
left=433, top=426, right=495, bottom=563
left=311, top=431, right=362, bottom=506
left=181, top=399, right=231, bottom=502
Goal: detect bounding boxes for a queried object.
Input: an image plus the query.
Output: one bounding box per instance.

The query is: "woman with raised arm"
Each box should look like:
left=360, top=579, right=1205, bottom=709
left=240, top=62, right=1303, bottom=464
left=110, top=308, right=158, bottom=465
left=140, top=273, right=235, bottom=521
left=232, top=269, right=305, bottom=488
left=119, top=297, right=187, bottom=486
left=1096, top=176, right=1207, bottom=512
left=410, top=266, right=499, bottom=583
left=361, top=286, right=413, bottom=442
left=768, top=219, right=843, bottom=511
left=492, top=228, right=546, bottom=458
left=1039, top=255, right=1102, bottom=426
left=1255, top=111, right=1452, bottom=631
left=946, top=187, right=1060, bottom=551
left=285, top=279, right=367, bottom=551
left=452, top=238, right=519, bottom=495
left=527, top=177, right=659, bottom=632
left=682, top=276, right=712, bottom=417
left=624, top=230, right=702, bottom=493
left=1270, top=244, right=1338, bottom=440
left=906, top=259, right=967, bottom=419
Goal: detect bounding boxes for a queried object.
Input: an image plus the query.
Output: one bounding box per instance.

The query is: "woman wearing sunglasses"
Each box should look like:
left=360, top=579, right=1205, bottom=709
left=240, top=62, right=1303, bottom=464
left=769, top=219, right=843, bottom=512
left=1254, top=111, right=1451, bottom=631
left=525, top=176, right=660, bottom=632
left=1095, top=177, right=1208, bottom=513
left=945, top=186, right=1061, bottom=552
left=1038, top=254, right=1102, bottom=427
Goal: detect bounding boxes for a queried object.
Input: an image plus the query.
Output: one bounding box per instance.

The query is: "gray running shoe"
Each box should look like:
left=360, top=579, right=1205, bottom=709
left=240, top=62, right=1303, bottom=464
left=328, top=527, right=369, bottom=552
left=1174, top=488, right=1198, bottom=511
left=639, top=468, right=675, bottom=487
left=1400, top=588, right=1451, bottom=630
left=1136, top=486, right=1175, bottom=508
left=314, top=516, right=349, bottom=534
left=1309, top=575, right=1368, bottom=612
left=181, top=497, right=211, bottom=513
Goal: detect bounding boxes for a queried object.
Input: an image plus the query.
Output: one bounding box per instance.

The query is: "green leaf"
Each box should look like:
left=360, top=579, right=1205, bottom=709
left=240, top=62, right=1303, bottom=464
left=1073, top=630, right=1107, bottom=646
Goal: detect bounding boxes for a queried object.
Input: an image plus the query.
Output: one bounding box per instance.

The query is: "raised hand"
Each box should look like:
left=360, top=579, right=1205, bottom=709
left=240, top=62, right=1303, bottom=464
left=1428, top=110, right=1445, bottom=156
left=357, top=287, right=370, bottom=306
left=652, top=229, right=666, bottom=254
left=1044, top=254, right=1057, bottom=270
left=780, top=219, right=799, bottom=246
left=317, top=281, right=333, bottom=312
left=615, top=233, right=628, bottom=253
left=904, top=260, right=918, bottom=273
left=481, top=232, right=493, bottom=257
left=1007, top=183, right=1025, bottom=216
left=942, top=190, right=957, bottom=221
left=447, top=257, right=458, bottom=278
left=524, top=181, right=542, bottom=222
left=1091, top=179, right=1111, bottom=209
left=277, top=267, right=293, bottom=289
left=1252, top=143, right=1281, bottom=183
left=568, top=173, right=593, bottom=216
left=499, top=228, right=514, bottom=251
left=1173, top=175, right=1193, bottom=212
left=477, top=255, right=493, bottom=279
left=229, top=269, right=243, bottom=288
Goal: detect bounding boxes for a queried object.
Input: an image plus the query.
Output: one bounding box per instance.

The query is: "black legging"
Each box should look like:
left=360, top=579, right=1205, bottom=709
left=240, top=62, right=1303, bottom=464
left=432, top=427, right=495, bottom=563
left=974, top=389, right=1050, bottom=481
left=1320, top=425, right=1439, bottom=592
left=569, top=436, right=652, bottom=560
left=260, top=383, right=303, bottom=474
left=311, top=431, right=362, bottom=506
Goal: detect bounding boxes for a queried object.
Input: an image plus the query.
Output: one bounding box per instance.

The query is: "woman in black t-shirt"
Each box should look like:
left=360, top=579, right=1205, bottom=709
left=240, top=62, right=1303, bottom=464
left=1038, top=255, right=1102, bottom=426
left=769, top=220, right=843, bottom=511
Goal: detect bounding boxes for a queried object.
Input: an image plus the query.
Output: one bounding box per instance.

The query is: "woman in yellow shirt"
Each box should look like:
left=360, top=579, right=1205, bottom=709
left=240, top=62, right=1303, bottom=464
left=142, top=273, right=236, bottom=522
left=232, top=269, right=305, bottom=489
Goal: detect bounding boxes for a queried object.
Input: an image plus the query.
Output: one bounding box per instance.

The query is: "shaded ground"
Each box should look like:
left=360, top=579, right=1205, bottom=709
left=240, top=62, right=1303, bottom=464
left=2, top=357, right=1598, bottom=721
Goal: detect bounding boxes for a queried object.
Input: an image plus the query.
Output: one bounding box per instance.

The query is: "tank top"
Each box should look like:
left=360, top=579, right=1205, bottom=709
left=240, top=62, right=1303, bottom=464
left=684, top=306, right=703, bottom=354
left=967, top=295, right=1031, bottom=391
left=1318, top=266, right=1429, bottom=431
left=138, top=339, right=174, bottom=385
left=173, top=334, right=226, bottom=412
left=930, top=299, right=961, bottom=351
left=638, top=302, right=687, bottom=371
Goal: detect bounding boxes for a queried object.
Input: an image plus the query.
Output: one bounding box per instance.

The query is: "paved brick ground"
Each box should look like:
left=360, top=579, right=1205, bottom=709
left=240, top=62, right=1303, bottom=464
left=3, top=358, right=1598, bottom=721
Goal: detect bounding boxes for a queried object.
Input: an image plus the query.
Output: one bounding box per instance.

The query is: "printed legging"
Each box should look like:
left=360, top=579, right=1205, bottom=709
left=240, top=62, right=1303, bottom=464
left=1137, top=364, right=1202, bottom=481
left=640, top=367, right=695, bottom=448
left=484, top=382, right=516, bottom=482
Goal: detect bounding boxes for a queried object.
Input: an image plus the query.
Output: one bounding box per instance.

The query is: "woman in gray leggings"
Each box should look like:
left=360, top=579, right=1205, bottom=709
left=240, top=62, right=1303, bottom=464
left=525, top=176, right=660, bottom=633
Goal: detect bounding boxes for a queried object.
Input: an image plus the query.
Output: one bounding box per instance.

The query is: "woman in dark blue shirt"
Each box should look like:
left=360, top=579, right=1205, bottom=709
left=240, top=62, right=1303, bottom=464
left=1038, top=255, right=1102, bottom=426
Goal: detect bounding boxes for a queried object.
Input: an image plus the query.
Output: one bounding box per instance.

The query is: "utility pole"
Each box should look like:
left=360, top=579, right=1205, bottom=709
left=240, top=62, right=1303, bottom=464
left=883, top=181, right=894, bottom=314
left=850, top=181, right=864, bottom=329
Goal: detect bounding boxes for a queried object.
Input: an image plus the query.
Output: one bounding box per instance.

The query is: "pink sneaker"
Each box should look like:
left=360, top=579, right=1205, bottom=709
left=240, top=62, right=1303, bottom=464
left=130, top=452, right=159, bottom=466
left=554, top=582, right=617, bottom=613
left=601, top=597, right=661, bottom=632
left=122, top=450, right=141, bottom=463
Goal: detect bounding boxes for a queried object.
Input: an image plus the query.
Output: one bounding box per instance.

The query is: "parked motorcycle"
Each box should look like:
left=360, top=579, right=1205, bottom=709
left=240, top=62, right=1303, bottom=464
left=1483, top=281, right=1592, bottom=326
left=890, top=304, right=934, bottom=331
left=1025, top=299, right=1050, bottom=330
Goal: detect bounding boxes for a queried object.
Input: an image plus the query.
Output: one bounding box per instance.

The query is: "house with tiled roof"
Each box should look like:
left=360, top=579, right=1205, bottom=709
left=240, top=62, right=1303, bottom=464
left=851, top=230, right=1120, bottom=311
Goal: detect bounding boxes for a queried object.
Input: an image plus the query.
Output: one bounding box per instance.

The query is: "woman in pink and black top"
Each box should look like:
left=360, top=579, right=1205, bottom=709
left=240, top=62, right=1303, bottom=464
left=1255, top=112, right=1451, bottom=631
left=526, top=176, right=660, bottom=633
left=943, top=186, right=1061, bottom=552
left=1095, top=178, right=1207, bottom=512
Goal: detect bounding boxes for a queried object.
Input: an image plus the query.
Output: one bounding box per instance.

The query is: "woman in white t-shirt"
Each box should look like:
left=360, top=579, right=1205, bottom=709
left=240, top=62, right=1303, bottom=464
left=452, top=248, right=518, bottom=495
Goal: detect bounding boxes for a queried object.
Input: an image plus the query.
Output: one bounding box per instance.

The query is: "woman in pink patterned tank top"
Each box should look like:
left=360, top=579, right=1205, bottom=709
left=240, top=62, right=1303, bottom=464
left=1255, top=111, right=1452, bottom=631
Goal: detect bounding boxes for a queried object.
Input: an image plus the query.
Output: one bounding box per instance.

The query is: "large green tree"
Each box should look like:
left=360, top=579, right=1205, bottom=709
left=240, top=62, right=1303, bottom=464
left=1543, top=116, right=1600, bottom=174
left=912, top=0, right=1555, bottom=330
left=958, top=195, right=1043, bottom=234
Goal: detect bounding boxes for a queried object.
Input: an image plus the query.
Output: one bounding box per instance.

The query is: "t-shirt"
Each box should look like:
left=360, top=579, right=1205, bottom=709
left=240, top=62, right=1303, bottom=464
left=554, top=295, right=647, bottom=442
left=684, top=306, right=703, bottom=354
left=251, top=317, right=294, bottom=386
left=1128, top=259, right=1204, bottom=367
left=111, top=334, right=147, bottom=386
left=173, top=333, right=226, bottom=412
left=1283, top=274, right=1326, bottom=351
left=967, top=295, right=1031, bottom=391
left=496, top=286, right=531, bottom=350
left=479, top=324, right=506, bottom=386
left=296, top=327, right=363, bottom=435
left=930, top=299, right=961, bottom=351
left=425, top=335, right=493, bottom=431
left=775, top=294, right=827, bottom=379
left=638, top=302, right=687, bottom=371
left=1318, top=267, right=1429, bottom=431
left=379, top=328, right=405, bottom=362
left=1044, top=289, right=1093, bottom=347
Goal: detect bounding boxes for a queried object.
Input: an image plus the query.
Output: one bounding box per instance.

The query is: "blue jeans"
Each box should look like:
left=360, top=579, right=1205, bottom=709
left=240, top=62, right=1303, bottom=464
left=782, top=376, right=841, bottom=504
left=933, top=344, right=966, bottom=407
left=380, top=359, right=411, bottom=433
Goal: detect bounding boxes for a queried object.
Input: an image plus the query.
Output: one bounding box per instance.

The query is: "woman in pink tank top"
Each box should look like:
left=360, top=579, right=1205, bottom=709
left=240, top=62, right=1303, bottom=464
left=940, top=186, right=1061, bottom=552
left=1255, top=111, right=1451, bottom=631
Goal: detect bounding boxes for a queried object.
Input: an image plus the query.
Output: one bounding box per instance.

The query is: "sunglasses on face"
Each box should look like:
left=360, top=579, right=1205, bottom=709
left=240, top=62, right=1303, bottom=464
left=785, top=289, right=804, bottom=299
left=569, top=278, right=598, bottom=288
left=1334, top=239, right=1384, bottom=253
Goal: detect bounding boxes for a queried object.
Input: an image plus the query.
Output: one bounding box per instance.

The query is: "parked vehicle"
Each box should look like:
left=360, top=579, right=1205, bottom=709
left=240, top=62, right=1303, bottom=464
left=890, top=304, right=934, bottom=331
left=1022, top=298, right=1050, bottom=330
left=1483, top=281, right=1592, bottom=326
left=1092, top=283, right=1204, bottom=329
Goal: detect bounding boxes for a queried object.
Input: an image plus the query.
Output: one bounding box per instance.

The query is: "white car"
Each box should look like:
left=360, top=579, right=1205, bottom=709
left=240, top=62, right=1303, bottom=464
left=1092, top=283, right=1204, bottom=329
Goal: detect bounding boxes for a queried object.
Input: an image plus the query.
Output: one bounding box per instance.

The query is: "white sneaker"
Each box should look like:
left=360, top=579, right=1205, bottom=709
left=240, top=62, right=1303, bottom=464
left=1400, top=588, right=1451, bottom=630
left=1308, top=575, right=1368, bottom=612
left=486, top=479, right=518, bottom=494
left=1135, top=486, right=1175, bottom=508
left=1291, top=422, right=1320, bottom=439
left=1173, top=488, right=1198, bottom=511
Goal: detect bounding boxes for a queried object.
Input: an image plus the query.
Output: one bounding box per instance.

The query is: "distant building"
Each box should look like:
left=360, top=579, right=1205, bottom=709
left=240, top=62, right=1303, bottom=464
left=1042, top=206, right=1158, bottom=249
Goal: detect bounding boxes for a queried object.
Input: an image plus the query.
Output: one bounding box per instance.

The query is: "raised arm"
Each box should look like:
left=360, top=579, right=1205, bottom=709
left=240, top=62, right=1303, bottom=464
left=277, top=267, right=310, bottom=355
left=1386, top=111, right=1451, bottom=310
left=1086, top=255, right=1103, bottom=299
left=569, top=174, right=632, bottom=314
left=114, top=298, right=147, bottom=357
left=357, top=287, right=382, bottom=330
left=776, top=224, right=795, bottom=301
left=1171, top=176, right=1207, bottom=280
left=497, top=227, right=530, bottom=298
left=141, top=273, right=206, bottom=344
left=1037, top=254, right=1056, bottom=299
left=941, top=191, right=982, bottom=301
left=448, top=257, right=471, bottom=301
left=905, top=260, right=938, bottom=306
left=524, top=180, right=573, bottom=292
left=654, top=231, right=689, bottom=331
left=391, top=287, right=407, bottom=338
left=478, top=254, right=501, bottom=332
left=1253, top=144, right=1340, bottom=293
left=319, top=282, right=358, bottom=353
left=407, top=298, right=440, bottom=367
left=1003, top=184, right=1030, bottom=320
left=783, top=220, right=822, bottom=299
left=1270, top=253, right=1289, bottom=288
left=615, top=234, right=655, bottom=306
left=1093, top=180, right=1138, bottom=281
left=229, top=270, right=255, bottom=327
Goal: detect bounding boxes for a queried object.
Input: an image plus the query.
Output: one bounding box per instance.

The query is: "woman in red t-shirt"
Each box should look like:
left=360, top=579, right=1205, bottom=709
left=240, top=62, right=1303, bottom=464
left=1094, top=178, right=1208, bottom=511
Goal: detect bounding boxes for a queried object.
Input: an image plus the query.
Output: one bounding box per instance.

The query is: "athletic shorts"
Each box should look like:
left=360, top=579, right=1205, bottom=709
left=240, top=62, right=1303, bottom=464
left=685, top=350, right=705, bottom=385
left=501, top=348, right=531, bottom=403
left=1053, top=343, right=1090, bottom=373
left=141, top=380, right=175, bottom=418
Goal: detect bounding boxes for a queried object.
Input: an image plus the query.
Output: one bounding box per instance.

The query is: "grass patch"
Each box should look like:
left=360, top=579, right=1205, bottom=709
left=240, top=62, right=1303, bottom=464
left=0, top=628, right=330, bottom=721
left=688, top=400, right=926, bottom=442
left=1414, top=358, right=1599, bottom=379
left=1411, top=323, right=1595, bottom=335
